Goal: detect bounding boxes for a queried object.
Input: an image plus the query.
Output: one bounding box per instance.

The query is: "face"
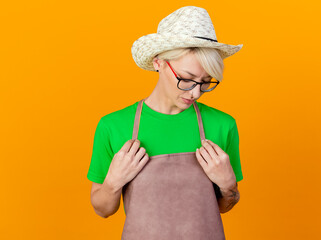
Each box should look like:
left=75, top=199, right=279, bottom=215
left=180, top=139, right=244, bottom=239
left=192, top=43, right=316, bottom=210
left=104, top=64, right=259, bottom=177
left=153, top=52, right=212, bottom=109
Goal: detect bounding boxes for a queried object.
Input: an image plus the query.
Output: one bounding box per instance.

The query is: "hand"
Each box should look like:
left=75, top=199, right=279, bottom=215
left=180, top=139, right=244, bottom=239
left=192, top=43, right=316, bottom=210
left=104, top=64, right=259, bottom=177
left=196, top=139, right=236, bottom=190
left=106, top=139, right=149, bottom=190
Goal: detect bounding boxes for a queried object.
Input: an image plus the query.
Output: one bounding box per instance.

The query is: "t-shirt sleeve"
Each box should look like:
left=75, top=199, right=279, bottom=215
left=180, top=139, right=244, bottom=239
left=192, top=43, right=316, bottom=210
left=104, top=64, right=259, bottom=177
left=87, top=117, right=114, bottom=184
left=226, top=119, right=244, bottom=182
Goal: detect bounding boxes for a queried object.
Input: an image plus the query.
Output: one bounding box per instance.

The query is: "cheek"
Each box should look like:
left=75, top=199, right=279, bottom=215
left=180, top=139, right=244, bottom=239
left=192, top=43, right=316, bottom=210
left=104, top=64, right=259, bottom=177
left=164, top=76, right=184, bottom=98
left=169, top=78, right=179, bottom=94
left=174, top=83, right=184, bottom=97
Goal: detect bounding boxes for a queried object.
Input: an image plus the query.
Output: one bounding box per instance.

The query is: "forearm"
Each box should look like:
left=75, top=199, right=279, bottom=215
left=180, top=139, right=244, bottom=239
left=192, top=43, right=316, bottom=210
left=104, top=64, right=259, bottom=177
left=217, top=181, right=240, bottom=213
left=91, top=176, right=123, bottom=218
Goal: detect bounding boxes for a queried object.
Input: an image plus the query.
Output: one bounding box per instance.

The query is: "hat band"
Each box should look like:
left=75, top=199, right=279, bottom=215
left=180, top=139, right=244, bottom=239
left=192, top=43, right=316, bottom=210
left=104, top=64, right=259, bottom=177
left=193, top=36, right=218, bottom=42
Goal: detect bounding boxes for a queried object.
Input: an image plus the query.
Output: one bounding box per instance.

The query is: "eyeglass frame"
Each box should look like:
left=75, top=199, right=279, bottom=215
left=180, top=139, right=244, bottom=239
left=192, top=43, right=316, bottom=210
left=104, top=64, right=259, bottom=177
left=165, top=60, right=220, bottom=92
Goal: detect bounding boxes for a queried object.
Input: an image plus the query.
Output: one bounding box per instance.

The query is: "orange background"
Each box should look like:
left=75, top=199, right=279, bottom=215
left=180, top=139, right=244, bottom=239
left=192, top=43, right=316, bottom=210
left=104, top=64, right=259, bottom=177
left=1, top=1, right=321, bottom=239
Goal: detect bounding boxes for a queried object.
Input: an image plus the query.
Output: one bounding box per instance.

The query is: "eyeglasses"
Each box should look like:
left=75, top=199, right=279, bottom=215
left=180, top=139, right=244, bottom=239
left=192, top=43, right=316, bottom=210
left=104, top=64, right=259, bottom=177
left=165, top=60, right=220, bottom=92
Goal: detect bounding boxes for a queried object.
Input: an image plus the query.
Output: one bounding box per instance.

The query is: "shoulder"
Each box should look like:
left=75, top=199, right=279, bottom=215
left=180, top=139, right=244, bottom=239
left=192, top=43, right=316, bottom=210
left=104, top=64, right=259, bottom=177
left=98, top=101, right=138, bottom=127
left=196, top=101, right=236, bottom=128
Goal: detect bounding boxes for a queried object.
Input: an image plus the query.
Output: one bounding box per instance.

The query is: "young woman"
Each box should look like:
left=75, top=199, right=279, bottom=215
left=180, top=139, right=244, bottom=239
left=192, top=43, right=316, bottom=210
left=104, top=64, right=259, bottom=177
left=87, top=6, right=244, bottom=239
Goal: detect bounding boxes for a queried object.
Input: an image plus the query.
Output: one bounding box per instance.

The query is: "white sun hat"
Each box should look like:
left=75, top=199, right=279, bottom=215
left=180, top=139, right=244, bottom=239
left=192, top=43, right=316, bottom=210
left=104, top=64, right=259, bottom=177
left=131, top=6, right=243, bottom=72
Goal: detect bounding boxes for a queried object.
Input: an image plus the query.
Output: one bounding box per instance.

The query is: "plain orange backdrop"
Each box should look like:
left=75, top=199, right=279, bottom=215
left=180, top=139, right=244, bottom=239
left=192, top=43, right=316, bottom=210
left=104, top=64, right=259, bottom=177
left=1, top=1, right=321, bottom=239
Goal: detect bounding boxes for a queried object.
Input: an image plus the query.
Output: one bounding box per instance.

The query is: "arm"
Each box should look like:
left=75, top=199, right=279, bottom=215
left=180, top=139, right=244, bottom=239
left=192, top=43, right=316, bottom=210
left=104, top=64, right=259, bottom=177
left=217, top=181, right=240, bottom=214
left=88, top=118, right=122, bottom=218
left=217, top=119, right=242, bottom=213
left=90, top=176, right=122, bottom=218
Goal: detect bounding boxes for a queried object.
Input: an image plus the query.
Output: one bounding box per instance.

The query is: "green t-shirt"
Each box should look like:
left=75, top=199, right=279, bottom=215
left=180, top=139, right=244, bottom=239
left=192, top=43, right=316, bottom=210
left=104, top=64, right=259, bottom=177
left=87, top=100, right=243, bottom=185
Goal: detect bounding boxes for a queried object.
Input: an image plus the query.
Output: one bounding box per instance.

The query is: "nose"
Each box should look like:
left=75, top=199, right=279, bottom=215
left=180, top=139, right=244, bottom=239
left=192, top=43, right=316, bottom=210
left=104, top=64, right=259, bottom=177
left=189, top=84, right=202, bottom=100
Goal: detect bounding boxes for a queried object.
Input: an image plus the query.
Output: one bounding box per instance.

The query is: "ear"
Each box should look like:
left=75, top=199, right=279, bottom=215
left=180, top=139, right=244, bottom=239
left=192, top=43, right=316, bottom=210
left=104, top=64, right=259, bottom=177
left=152, top=56, right=164, bottom=72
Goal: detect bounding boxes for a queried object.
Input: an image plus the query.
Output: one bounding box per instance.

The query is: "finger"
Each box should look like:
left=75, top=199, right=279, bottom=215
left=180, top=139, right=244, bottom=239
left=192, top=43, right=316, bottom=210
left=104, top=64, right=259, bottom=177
left=137, top=152, right=149, bottom=169
left=128, top=139, right=141, bottom=156
left=134, top=147, right=146, bottom=162
left=196, top=148, right=208, bottom=165
left=206, top=139, right=225, bottom=156
left=199, top=146, right=213, bottom=165
left=202, top=140, right=219, bottom=159
left=119, top=139, right=135, bottom=153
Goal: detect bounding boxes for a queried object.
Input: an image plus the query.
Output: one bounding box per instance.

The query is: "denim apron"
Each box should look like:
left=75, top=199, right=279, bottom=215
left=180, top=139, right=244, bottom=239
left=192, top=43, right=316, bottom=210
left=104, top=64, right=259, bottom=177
left=121, top=98, right=225, bottom=240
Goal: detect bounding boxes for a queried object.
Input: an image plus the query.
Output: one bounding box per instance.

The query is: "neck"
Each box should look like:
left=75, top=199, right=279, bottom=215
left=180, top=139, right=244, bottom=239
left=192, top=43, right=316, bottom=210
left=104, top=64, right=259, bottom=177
left=144, top=83, right=184, bottom=115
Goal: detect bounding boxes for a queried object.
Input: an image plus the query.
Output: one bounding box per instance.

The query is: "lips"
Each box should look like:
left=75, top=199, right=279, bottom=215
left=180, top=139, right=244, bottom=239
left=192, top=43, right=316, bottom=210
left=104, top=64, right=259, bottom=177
left=182, top=98, right=194, bottom=104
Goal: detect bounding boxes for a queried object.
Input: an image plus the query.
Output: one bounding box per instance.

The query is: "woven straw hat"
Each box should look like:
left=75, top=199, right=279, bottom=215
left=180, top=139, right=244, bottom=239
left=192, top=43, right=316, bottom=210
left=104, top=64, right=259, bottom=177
left=131, top=6, right=243, bottom=72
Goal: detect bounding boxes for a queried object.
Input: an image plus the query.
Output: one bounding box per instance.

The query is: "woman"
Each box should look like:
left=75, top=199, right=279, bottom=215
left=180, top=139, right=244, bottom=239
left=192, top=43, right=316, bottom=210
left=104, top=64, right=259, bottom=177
left=87, top=6, right=244, bottom=239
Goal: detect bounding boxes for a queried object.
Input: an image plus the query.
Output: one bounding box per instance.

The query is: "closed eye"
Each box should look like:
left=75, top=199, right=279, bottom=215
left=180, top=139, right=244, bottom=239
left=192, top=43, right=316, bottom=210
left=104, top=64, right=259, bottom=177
left=182, top=70, right=212, bottom=81
left=179, top=78, right=211, bottom=83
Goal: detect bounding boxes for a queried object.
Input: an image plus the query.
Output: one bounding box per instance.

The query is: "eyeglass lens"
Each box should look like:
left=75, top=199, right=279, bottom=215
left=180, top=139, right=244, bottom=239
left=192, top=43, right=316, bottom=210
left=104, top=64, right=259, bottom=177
left=178, top=79, right=217, bottom=92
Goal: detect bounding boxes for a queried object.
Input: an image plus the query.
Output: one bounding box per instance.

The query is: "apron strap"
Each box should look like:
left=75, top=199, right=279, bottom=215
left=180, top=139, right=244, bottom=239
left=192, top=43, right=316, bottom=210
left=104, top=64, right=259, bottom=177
left=193, top=101, right=206, bottom=142
left=132, top=99, right=144, bottom=140
left=132, top=98, right=205, bottom=141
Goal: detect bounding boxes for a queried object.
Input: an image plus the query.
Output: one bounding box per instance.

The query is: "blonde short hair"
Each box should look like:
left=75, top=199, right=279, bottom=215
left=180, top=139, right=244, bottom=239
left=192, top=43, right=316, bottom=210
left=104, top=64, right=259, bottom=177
left=155, top=47, right=224, bottom=82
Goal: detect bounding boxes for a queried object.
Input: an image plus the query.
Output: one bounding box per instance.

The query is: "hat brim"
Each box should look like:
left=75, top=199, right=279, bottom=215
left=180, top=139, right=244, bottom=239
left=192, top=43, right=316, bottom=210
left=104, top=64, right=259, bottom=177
left=131, top=33, right=243, bottom=71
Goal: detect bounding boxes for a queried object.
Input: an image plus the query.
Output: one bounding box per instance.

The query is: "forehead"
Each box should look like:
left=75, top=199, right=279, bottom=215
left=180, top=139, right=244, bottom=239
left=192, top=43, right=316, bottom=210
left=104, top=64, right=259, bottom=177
left=172, top=53, right=210, bottom=78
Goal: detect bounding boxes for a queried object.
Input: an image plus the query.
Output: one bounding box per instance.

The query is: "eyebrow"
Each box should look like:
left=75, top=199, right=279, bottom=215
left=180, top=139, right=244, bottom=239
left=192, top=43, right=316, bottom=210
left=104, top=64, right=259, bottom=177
left=182, top=70, right=212, bottom=80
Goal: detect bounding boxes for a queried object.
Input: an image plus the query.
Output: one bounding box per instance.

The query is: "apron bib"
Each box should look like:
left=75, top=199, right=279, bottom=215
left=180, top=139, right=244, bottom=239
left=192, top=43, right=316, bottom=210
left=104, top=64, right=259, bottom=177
left=121, top=99, right=225, bottom=240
